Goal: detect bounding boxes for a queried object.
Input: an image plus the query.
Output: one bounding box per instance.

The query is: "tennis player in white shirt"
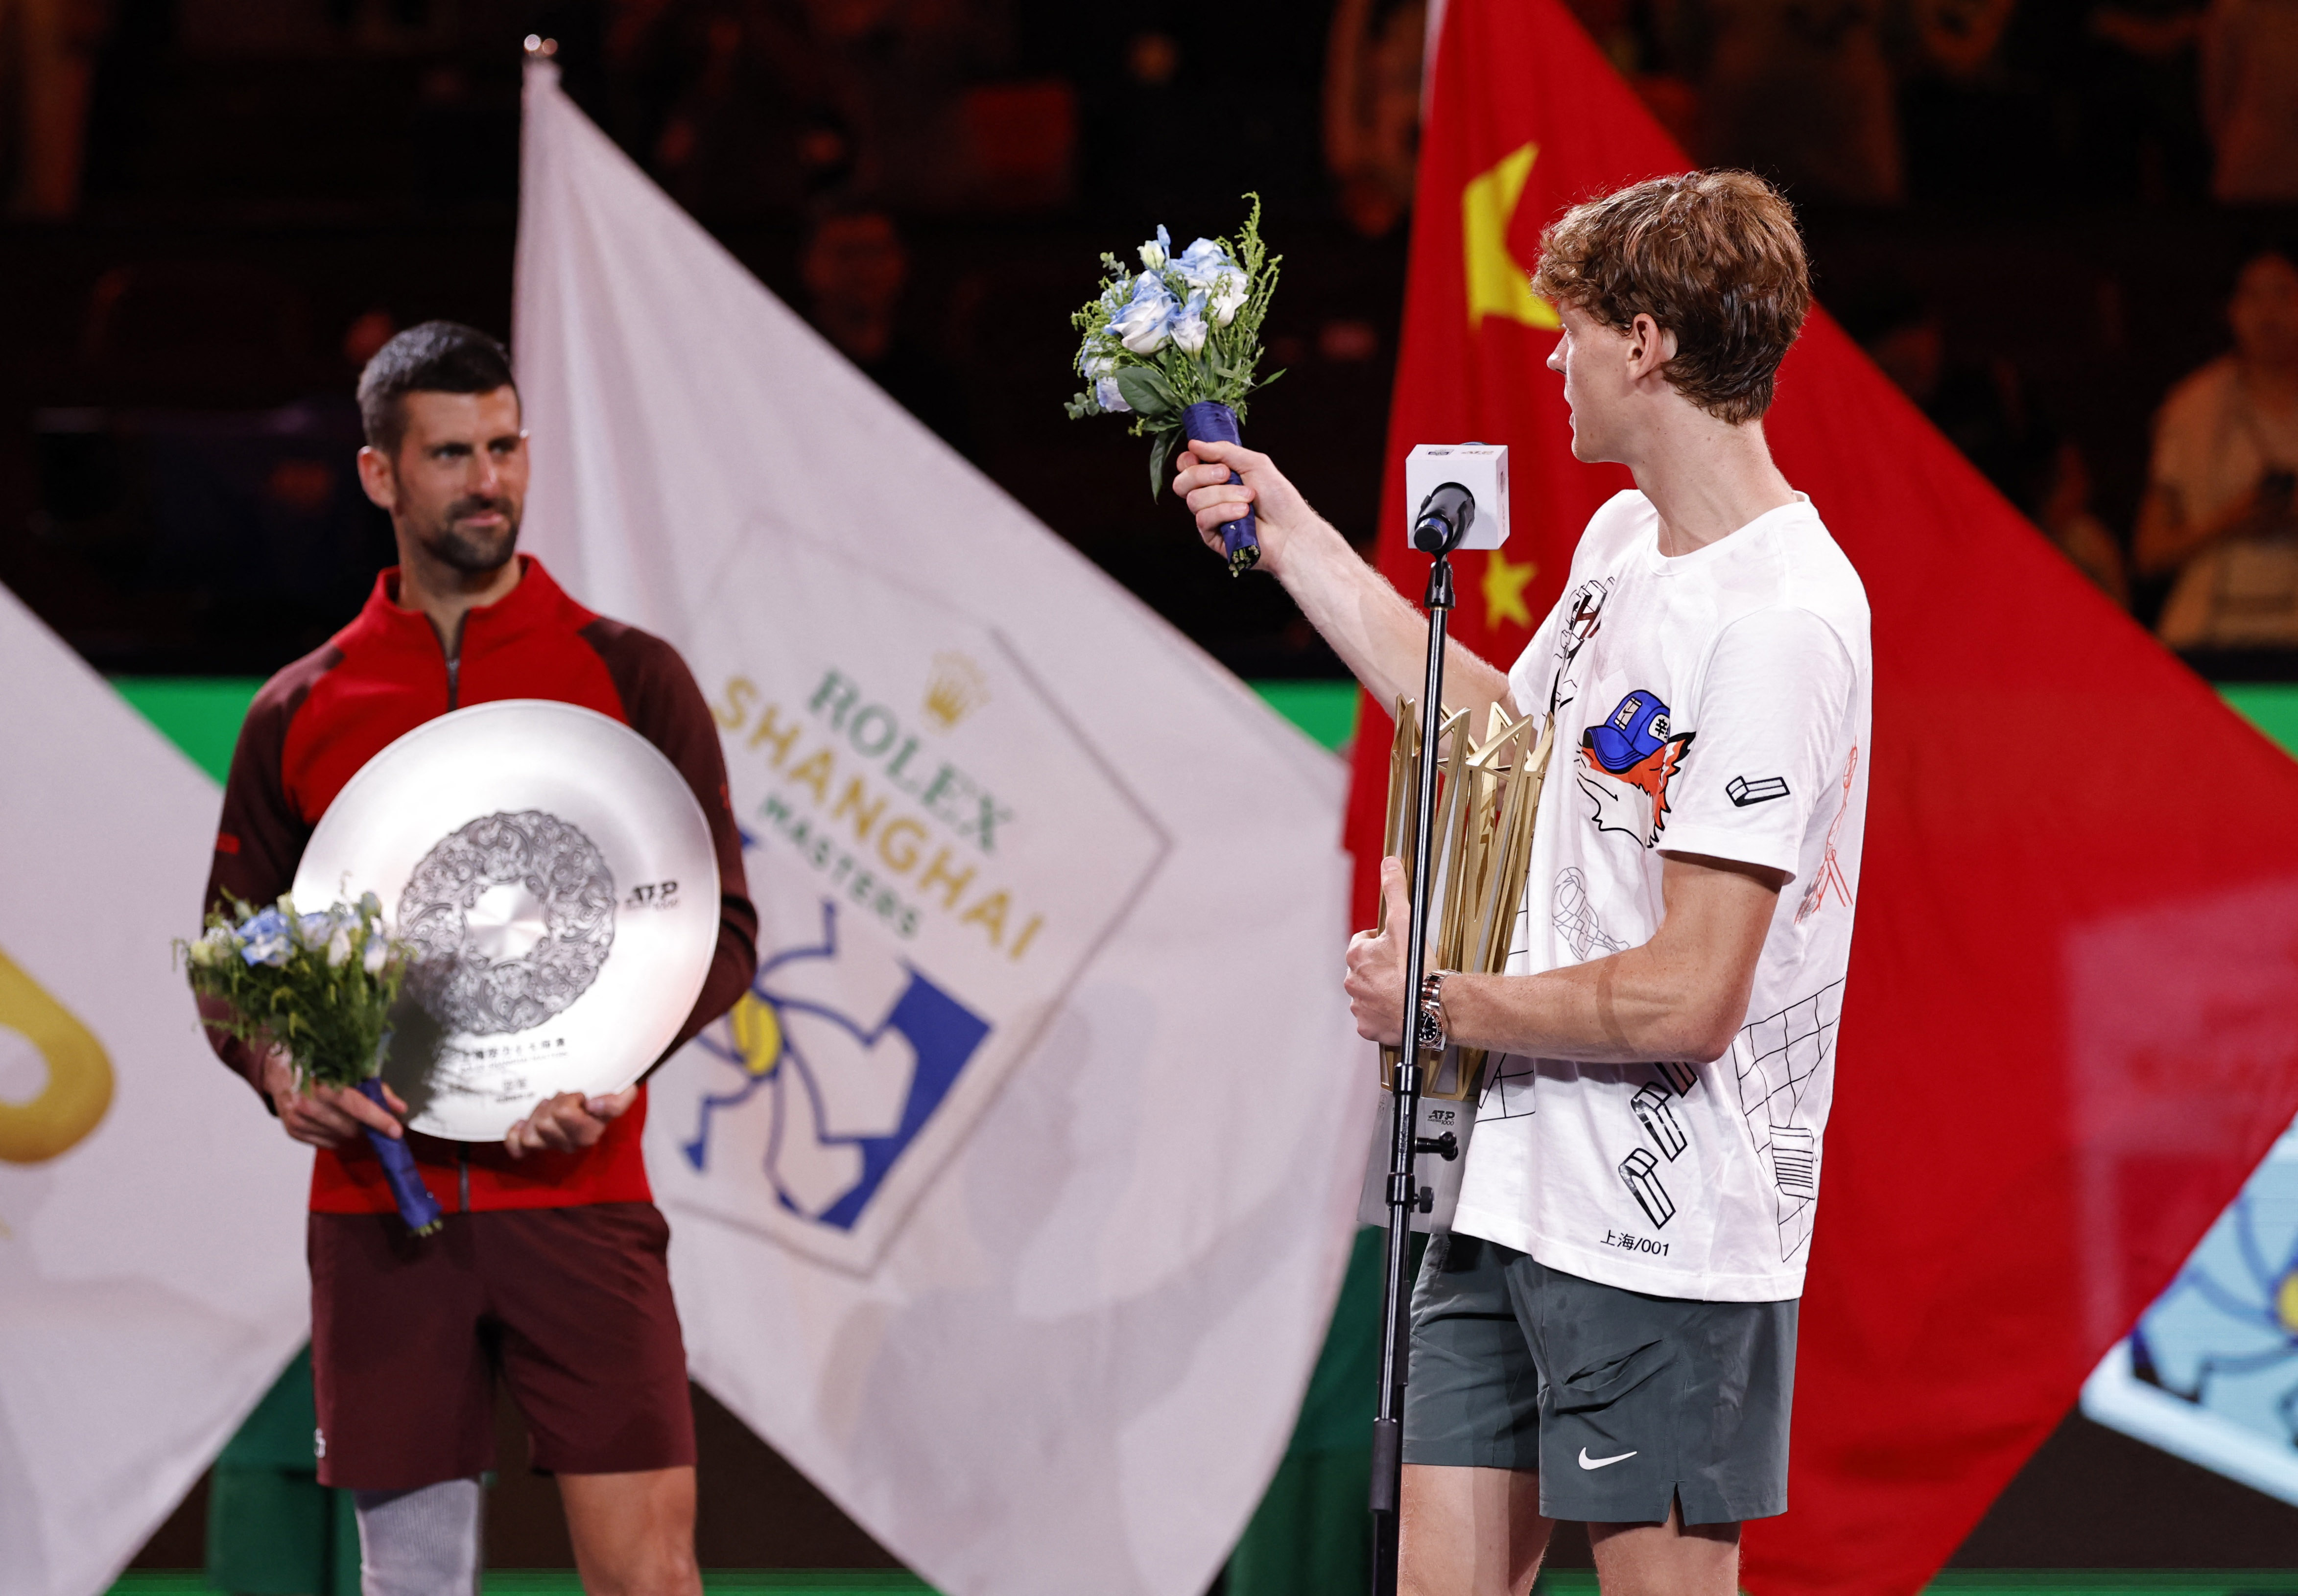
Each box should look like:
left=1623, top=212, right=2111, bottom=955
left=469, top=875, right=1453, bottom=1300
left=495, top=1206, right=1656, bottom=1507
left=1174, top=169, right=1871, bottom=1596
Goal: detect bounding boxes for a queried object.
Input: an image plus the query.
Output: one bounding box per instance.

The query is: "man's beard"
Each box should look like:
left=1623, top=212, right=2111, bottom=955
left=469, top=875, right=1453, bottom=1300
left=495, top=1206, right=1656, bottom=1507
left=416, top=495, right=522, bottom=574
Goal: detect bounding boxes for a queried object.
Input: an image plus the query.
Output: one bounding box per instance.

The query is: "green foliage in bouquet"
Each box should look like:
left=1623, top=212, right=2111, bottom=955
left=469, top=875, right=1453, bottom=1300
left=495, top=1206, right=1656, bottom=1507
left=1065, top=195, right=1284, bottom=497
left=178, top=895, right=410, bottom=1089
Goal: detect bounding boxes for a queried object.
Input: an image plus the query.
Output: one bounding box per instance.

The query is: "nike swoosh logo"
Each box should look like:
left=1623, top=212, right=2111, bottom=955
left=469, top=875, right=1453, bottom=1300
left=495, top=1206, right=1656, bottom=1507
left=1578, top=1447, right=1637, bottom=1470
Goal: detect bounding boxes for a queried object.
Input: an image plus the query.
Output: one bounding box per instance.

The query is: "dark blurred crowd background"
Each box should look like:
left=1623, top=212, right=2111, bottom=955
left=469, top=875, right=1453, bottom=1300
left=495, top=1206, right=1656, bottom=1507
left=2, top=0, right=2296, bottom=681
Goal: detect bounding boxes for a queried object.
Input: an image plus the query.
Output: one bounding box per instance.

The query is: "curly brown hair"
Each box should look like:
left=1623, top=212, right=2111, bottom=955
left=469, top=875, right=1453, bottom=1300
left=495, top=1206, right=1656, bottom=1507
left=1529, top=171, right=1810, bottom=424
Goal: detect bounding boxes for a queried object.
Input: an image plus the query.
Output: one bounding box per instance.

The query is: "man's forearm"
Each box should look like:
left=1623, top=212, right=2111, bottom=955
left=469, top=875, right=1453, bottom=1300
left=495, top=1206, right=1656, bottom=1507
left=1433, top=855, right=1781, bottom=1065
left=1274, top=513, right=1516, bottom=724
left=1440, top=944, right=1746, bottom=1067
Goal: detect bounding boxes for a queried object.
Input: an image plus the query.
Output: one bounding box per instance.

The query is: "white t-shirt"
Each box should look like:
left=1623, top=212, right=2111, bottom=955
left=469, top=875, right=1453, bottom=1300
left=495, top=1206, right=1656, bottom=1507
left=1449, top=489, right=1872, bottom=1302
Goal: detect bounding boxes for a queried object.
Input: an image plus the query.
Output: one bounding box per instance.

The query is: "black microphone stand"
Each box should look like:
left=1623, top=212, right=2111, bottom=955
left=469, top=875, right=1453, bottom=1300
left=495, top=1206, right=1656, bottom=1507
left=1369, top=486, right=1475, bottom=1596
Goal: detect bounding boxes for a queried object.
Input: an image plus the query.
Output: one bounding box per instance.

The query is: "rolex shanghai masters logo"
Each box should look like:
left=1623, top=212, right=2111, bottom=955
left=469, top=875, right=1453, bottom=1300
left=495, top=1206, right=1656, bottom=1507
left=648, top=532, right=1167, bottom=1272
left=1577, top=688, right=1692, bottom=850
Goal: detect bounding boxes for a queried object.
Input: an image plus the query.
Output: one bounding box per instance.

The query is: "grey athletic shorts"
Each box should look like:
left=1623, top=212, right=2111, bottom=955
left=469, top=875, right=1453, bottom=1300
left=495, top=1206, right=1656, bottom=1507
left=1401, top=1231, right=1796, bottom=1526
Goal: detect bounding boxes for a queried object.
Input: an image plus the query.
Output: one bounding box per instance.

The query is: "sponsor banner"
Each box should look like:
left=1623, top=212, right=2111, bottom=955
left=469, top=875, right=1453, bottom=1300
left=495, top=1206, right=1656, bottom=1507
left=0, top=586, right=309, bottom=1596
left=514, top=60, right=1368, bottom=1596
left=663, top=535, right=1167, bottom=1271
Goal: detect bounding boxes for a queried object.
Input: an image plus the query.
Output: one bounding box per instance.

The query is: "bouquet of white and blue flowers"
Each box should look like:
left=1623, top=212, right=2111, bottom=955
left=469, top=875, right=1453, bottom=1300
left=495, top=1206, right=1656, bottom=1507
left=1066, top=196, right=1282, bottom=576
left=180, top=895, right=441, bottom=1236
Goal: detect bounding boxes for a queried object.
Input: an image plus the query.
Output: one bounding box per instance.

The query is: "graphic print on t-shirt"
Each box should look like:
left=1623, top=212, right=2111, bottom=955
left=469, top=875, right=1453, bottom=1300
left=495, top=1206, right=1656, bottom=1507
left=1575, top=687, right=1694, bottom=849
left=1731, top=980, right=1844, bottom=1263
left=1553, top=867, right=1628, bottom=960
left=1796, top=746, right=1861, bottom=924
left=1614, top=1063, right=1701, bottom=1229
left=1483, top=1052, right=1537, bottom=1121
left=1544, top=576, right=1612, bottom=718
left=1460, top=491, right=1870, bottom=1301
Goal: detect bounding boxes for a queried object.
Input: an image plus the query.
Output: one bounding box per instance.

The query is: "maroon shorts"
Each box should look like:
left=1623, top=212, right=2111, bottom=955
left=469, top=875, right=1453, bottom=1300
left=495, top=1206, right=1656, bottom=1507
left=308, top=1203, right=696, bottom=1491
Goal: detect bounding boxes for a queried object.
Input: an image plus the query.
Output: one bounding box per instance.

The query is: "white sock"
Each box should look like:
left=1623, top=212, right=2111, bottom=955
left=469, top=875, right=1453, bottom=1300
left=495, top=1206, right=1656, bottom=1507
left=353, top=1477, right=484, bottom=1596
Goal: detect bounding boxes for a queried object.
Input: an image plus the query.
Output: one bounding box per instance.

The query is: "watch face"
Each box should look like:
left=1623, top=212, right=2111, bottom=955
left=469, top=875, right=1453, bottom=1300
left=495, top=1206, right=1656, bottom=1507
left=1416, top=982, right=1445, bottom=1050
left=1419, top=972, right=1453, bottom=1051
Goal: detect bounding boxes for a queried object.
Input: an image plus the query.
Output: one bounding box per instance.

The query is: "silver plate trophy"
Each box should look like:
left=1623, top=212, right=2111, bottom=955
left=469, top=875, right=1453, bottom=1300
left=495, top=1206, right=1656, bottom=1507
left=293, top=699, right=720, bottom=1142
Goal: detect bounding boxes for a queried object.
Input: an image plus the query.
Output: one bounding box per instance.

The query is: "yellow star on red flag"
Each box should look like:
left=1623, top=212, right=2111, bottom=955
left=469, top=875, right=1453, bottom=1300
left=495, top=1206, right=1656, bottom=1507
left=1464, top=144, right=1561, bottom=333
left=1482, top=545, right=1538, bottom=631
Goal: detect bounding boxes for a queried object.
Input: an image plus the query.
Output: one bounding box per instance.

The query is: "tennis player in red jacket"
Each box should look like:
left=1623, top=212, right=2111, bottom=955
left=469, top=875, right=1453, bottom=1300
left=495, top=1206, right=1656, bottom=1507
left=205, top=322, right=757, bottom=1596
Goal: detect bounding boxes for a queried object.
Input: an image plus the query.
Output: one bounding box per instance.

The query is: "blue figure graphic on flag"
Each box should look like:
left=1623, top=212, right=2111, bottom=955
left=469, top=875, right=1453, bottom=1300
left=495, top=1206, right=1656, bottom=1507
left=2130, top=1121, right=2298, bottom=1447
left=683, top=898, right=991, bottom=1232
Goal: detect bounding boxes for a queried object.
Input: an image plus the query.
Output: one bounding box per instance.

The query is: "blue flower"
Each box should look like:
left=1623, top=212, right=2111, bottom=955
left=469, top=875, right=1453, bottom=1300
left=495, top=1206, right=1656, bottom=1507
left=1170, top=290, right=1210, bottom=356
left=1113, top=273, right=1179, bottom=355
left=1076, top=350, right=1131, bottom=413
left=239, top=907, right=292, bottom=967
left=1173, top=237, right=1235, bottom=288
left=1138, top=225, right=1173, bottom=273
left=1175, top=238, right=1249, bottom=324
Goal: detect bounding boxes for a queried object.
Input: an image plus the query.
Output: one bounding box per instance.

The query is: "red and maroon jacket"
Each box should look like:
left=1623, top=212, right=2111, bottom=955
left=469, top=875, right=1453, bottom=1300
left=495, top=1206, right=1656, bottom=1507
left=205, top=554, right=757, bottom=1216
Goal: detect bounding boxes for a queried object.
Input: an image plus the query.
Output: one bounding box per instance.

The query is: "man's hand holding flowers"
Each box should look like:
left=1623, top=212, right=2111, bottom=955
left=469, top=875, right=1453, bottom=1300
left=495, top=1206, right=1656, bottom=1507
left=182, top=894, right=442, bottom=1233
left=258, top=1040, right=408, bottom=1149
left=1170, top=435, right=1321, bottom=581
left=1064, top=202, right=1282, bottom=573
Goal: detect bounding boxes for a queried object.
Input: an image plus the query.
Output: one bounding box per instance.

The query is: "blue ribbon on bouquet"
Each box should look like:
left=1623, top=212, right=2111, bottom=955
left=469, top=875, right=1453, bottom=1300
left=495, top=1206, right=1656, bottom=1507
left=1181, top=400, right=1259, bottom=577
left=356, top=1077, right=444, bottom=1236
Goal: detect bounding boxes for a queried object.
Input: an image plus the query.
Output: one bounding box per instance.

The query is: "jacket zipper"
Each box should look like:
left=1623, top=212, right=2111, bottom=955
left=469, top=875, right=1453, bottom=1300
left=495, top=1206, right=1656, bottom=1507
left=443, top=612, right=467, bottom=710
left=441, top=612, right=470, bottom=1215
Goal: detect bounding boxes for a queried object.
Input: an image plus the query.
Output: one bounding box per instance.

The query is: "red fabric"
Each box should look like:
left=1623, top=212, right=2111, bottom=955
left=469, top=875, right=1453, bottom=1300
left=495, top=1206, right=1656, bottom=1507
left=307, top=1104, right=656, bottom=1215
left=289, top=557, right=653, bottom=1216
left=308, top=1204, right=694, bottom=1489
left=1354, top=3, right=2298, bottom=1589
left=282, top=558, right=625, bottom=823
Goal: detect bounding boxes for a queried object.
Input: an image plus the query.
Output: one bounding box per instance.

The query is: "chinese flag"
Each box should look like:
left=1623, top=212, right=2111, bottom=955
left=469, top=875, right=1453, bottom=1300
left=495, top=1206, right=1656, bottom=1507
left=1346, top=1, right=2298, bottom=1591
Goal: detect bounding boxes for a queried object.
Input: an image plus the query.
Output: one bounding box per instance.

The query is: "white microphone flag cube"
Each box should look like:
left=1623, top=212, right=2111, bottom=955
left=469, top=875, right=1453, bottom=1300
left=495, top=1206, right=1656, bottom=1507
left=1405, top=443, right=1510, bottom=550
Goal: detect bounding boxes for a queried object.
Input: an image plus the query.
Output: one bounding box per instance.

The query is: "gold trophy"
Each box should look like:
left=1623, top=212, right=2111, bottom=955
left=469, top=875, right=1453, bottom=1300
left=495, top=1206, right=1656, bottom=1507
left=1376, top=696, right=1555, bottom=1102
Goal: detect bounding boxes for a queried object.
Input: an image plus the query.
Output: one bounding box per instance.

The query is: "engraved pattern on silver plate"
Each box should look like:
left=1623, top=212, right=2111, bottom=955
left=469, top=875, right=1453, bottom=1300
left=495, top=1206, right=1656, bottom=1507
left=399, top=809, right=616, bottom=1034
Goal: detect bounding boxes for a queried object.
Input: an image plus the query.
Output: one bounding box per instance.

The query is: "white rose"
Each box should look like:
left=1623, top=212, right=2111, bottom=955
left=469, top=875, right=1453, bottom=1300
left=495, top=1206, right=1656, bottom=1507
left=1210, top=271, right=1249, bottom=327
left=1138, top=224, right=1172, bottom=273
left=1170, top=291, right=1209, bottom=355
left=1113, top=278, right=1176, bottom=355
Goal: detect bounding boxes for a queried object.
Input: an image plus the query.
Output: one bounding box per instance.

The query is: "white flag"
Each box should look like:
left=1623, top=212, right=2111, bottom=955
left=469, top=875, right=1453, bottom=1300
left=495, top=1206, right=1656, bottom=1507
left=0, top=586, right=310, bottom=1596
left=513, top=60, right=1371, bottom=1596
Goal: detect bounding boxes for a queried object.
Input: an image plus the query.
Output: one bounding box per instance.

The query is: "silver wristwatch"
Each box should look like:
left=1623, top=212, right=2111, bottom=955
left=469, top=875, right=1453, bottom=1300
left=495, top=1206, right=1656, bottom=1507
left=1415, top=969, right=1455, bottom=1054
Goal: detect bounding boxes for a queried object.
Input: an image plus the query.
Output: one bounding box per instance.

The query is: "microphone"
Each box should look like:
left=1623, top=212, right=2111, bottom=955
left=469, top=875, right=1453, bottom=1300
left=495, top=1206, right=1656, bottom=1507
left=1413, top=482, right=1476, bottom=554
left=1404, top=444, right=1509, bottom=551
